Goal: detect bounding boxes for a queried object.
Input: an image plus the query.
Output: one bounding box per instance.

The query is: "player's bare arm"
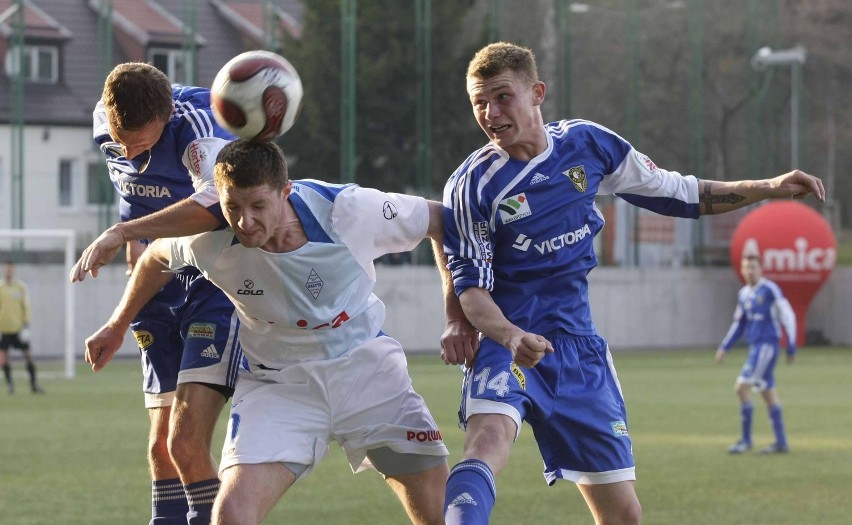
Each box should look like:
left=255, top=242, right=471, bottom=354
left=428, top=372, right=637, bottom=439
left=431, top=235, right=479, bottom=367
left=459, top=287, right=553, bottom=368
left=70, top=199, right=219, bottom=282
left=84, top=240, right=175, bottom=371
left=698, top=170, right=825, bottom=215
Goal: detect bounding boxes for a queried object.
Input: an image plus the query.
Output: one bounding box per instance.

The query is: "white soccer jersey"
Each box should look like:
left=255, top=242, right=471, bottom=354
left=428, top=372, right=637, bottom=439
left=164, top=180, right=429, bottom=369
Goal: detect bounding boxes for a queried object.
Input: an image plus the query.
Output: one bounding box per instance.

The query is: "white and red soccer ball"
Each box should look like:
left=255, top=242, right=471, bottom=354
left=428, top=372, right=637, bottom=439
left=211, top=50, right=303, bottom=142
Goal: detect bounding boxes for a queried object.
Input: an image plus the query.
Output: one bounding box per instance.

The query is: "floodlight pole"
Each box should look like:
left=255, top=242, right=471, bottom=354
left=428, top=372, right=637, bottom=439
left=750, top=45, right=806, bottom=168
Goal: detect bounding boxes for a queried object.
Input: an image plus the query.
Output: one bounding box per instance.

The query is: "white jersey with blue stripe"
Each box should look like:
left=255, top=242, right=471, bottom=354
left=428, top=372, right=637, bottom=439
left=164, top=180, right=429, bottom=369
left=720, top=277, right=796, bottom=352
left=443, top=119, right=701, bottom=336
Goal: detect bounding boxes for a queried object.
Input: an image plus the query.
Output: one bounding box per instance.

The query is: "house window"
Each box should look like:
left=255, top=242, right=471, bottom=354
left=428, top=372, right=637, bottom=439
left=59, top=159, right=73, bottom=207
left=86, top=162, right=113, bottom=206
left=148, top=47, right=187, bottom=82
left=4, top=45, right=59, bottom=83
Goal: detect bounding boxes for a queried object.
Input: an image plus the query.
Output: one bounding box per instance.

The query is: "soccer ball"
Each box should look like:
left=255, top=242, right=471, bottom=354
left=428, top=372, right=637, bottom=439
left=210, top=50, right=303, bottom=142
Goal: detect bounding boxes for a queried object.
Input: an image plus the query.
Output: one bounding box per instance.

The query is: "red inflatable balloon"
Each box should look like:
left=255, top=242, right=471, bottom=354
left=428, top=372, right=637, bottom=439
left=729, top=201, right=836, bottom=346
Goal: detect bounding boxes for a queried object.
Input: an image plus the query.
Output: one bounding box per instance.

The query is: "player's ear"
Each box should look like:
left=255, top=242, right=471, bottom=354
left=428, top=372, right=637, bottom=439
left=281, top=180, right=292, bottom=199
left=532, top=81, right=546, bottom=106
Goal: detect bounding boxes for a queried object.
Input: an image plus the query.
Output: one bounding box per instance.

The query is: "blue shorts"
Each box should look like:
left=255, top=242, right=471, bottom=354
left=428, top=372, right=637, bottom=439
left=459, top=331, right=635, bottom=485
left=131, top=284, right=242, bottom=408
left=736, top=342, right=779, bottom=391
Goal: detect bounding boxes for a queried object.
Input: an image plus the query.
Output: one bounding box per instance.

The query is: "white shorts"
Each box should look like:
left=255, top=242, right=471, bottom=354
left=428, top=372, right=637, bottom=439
left=220, top=335, right=448, bottom=479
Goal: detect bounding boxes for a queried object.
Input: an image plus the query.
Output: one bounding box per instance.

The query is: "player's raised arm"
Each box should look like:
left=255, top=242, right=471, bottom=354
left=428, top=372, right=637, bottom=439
left=84, top=240, right=175, bottom=371
left=698, top=170, right=825, bottom=216
left=70, top=199, right=221, bottom=283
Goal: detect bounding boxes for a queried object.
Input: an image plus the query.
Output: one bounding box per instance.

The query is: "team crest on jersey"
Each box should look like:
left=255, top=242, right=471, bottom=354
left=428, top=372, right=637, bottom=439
left=133, top=330, right=154, bottom=350
left=305, top=269, right=323, bottom=299
left=498, top=193, right=532, bottom=224
left=510, top=363, right=526, bottom=390
left=564, top=166, right=588, bottom=192
left=610, top=420, right=629, bottom=437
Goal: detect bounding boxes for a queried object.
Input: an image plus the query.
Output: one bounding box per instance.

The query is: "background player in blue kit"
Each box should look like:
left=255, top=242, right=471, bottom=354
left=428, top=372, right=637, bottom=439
left=71, top=63, right=242, bottom=525
left=716, top=254, right=796, bottom=455
left=85, top=141, right=450, bottom=525
left=438, top=42, right=825, bottom=525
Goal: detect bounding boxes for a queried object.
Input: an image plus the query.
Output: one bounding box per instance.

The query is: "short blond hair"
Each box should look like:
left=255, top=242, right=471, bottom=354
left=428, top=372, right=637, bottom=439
left=466, top=42, right=539, bottom=85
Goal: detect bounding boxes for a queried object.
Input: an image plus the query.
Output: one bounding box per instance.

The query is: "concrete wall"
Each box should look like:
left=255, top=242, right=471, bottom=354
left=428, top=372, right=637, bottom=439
left=12, top=264, right=852, bottom=359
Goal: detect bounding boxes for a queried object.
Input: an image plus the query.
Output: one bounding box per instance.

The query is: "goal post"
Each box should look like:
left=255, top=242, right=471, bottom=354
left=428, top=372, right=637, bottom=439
left=0, top=229, right=76, bottom=378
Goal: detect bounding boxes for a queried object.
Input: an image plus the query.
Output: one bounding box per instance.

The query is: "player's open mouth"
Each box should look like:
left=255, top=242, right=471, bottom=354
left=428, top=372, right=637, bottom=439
left=490, top=124, right=510, bottom=133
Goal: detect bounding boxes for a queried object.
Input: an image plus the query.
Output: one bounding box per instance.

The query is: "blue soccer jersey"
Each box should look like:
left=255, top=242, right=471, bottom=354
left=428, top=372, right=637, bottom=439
left=720, top=277, right=797, bottom=353
left=92, top=85, right=241, bottom=401
left=444, top=119, right=700, bottom=337
left=443, top=120, right=703, bottom=484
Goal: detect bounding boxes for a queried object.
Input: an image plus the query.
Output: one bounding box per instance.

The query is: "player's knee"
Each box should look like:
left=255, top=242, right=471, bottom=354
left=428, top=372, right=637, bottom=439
left=464, top=416, right=515, bottom=462
left=148, top=432, right=170, bottom=465
left=620, top=498, right=642, bottom=525
left=213, top=497, right=257, bottom=525
left=167, top=430, right=203, bottom=466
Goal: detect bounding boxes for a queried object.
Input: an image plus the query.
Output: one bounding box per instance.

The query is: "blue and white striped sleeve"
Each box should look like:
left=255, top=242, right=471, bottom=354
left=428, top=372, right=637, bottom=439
left=443, top=168, right=494, bottom=297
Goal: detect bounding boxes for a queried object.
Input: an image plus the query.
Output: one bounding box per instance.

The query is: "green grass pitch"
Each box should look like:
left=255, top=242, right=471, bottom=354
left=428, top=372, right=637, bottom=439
left=1, top=347, right=851, bottom=524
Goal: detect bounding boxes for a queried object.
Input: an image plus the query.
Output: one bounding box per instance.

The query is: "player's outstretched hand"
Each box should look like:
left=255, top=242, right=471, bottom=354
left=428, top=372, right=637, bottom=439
left=768, top=170, right=825, bottom=202
left=715, top=348, right=726, bottom=364
left=70, top=228, right=125, bottom=282
left=85, top=323, right=126, bottom=372
left=510, top=332, right=554, bottom=369
left=441, top=319, right=480, bottom=368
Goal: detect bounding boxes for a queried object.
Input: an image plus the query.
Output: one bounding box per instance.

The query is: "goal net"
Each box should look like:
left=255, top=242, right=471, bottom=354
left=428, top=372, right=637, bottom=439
left=0, top=229, right=76, bottom=378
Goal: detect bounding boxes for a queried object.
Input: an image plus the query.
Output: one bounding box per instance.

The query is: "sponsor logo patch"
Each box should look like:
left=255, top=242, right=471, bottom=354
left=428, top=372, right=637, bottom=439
left=406, top=429, right=443, bottom=443
left=510, top=363, right=526, bottom=390
left=472, top=221, right=493, bottom=261
left=512, top=234, right=532, bottom=252
left=133, top=330, right=154, bottom=350
left=636, top=151, right=658, bottom=172
left=611, top=420, right=629, bottom=437
left=115, top=179, right=173, bottom=198
left=498, top=193, right=532, bottom=224
left=305, top=269, right=323, bottom=299
left=296, top=311, right=350, bottom=330
left=189, top=142, right=207, bottom=174
left=187, top=323, right=216, bottom=339
left=564, top=165, right=588, bottom=192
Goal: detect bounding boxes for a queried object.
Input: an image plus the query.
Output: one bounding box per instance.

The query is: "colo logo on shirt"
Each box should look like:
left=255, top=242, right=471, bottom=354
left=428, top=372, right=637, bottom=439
left=498, top=193, right=531, bottom=224
left=238, top=279, right=264, bottom=296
